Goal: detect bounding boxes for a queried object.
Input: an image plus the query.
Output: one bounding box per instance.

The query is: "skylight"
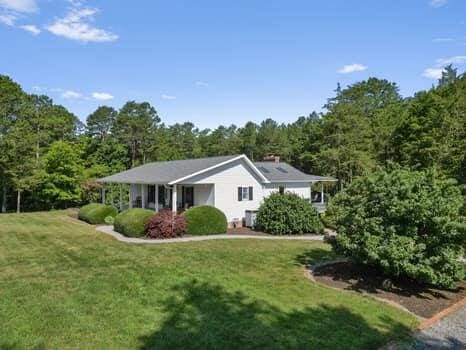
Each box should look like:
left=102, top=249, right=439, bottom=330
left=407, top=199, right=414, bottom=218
left=277, top=167, right=288, bottom=173
left=258, top=166, right=270, bottom=173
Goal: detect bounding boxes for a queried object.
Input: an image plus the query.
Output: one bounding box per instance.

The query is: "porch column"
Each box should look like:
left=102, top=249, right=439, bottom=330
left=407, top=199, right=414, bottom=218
left=321, top=183, right=324, bottom=204
left=309, top=183, right=312, bottom=203
left=119, top=184, right=123, bottom=211
left=141, top=184, right=145, bottom=209
left=129, top=184, right=133, bottom=209
left=102, top=187, right=106, bottom=205
left=155, top=184, right=159, bottom=211
left=172, top=185, right=177, bottom=213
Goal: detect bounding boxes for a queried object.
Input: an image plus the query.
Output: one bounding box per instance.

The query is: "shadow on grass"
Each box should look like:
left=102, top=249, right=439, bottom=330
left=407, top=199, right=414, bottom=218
left=139, top=280, right=411, bottom=350
left=294, top=248, right=337, bottom=267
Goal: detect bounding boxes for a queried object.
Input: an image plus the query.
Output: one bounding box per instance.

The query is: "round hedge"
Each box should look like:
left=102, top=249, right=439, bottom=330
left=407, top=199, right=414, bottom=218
left=78, top=203, right=117, bottom=224
left=183, top=205, right=227, bottom=235
left=114, top=208, right=155, bottom=237
left=255, top=192, right=323, bottom=235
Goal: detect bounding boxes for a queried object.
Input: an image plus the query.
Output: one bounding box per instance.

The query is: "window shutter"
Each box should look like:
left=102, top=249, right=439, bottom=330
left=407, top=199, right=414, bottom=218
left=249, top=186, right=253, bottom=200
left=238, top=187, right=242, bottom=201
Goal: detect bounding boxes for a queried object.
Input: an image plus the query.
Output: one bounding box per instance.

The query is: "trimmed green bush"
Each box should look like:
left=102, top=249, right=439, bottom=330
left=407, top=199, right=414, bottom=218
left=104, top=216, right=114, bottom=225
left=114, top=208, right=155, bottom=237
left=255, top=192, right=324, bottom=235
left=184, top=205, right=227, bottom=235
left=326, top=169, right=466, bottom=288
left=78, top=203, right=117, bottom=224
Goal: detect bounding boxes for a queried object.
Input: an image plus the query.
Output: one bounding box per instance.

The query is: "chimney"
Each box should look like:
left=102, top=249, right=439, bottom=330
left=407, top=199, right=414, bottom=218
left=263, top=154, right=280, bottom=163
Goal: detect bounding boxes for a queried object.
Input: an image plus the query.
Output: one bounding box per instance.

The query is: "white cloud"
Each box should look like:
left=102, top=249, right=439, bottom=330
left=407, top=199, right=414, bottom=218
left=436, top=55, right=466, bottom=65
left=423, top=67, right=445, bottom=79
left=46, top=7, right=118, bottom=43
left=61, top=90, right=82, bottom=99
left=0, top=0, right=37, bottom=13
left=20, top=24, right=39, bottom=34
left=430, top=0, right=447, bottom=7
left=92, top=92, right=114, bottom=100
left=432, top=37, right=453, bottom=43
left=338, top=63, right=367, bottom=74
left=195, top=81, right=209, bottom=87
left=161, top=94, right=176, bottom=100
left=423, top=55, right=466, bottom=79
left=0, top=13, right=15, bottom=25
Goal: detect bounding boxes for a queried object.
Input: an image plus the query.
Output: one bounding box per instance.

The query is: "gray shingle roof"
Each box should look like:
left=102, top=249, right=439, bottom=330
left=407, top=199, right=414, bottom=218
left=98, top=154, right=336, bottom=184
left=98, top=155, right=241, bottom=184
left=254, top=162, right=336, bottom=182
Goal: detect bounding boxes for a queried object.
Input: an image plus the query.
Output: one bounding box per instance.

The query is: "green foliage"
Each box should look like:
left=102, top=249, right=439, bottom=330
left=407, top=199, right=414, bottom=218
left=113, top=101, right=160, bottom=167
left=78, top=203, right=117, bottom=224
left=183, top=205, right=228, bottom=235
left=256, top=192, right=324, bottom=235
left=37, top=141, right=84, bottom=208
left=114, top=208, right=154, bottom=237
left=326, top=169, right=466, bottom=288
left=104, top=215, right=115, bottom=225
left=1, top=72, right=466, bottom=214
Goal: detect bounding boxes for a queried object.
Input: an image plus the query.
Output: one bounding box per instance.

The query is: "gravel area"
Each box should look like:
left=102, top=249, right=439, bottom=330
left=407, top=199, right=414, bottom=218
left=398, top=306, right=466, bottom=350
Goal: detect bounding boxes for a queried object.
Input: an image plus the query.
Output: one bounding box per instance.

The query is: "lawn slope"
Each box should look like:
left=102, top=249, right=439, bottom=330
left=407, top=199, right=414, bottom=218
left=0, top=211, right=418, bottom=349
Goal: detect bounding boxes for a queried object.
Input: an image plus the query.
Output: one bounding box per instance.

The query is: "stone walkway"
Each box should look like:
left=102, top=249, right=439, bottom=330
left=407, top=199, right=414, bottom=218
left=96, top=225, right=325, bottom=244
left=398, top=306, right=466, bottom=350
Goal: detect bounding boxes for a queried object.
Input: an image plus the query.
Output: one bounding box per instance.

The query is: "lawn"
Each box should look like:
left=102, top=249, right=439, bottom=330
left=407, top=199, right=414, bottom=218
left=0, top=211, right=418, bottom=349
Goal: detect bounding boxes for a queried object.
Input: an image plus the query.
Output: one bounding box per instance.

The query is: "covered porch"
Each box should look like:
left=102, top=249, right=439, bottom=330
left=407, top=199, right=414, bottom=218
left=100, top=183, right=215, bottom=213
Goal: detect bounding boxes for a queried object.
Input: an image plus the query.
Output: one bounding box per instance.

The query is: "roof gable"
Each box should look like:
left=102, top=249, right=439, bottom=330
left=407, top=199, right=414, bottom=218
left=98, top=154, right=270, bottom=184
left=98, top=155, right=241, bottom=184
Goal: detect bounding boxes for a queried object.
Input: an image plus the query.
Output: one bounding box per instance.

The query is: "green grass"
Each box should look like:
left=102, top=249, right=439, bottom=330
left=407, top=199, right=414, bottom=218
left=0, top=211, right=418, bottom=349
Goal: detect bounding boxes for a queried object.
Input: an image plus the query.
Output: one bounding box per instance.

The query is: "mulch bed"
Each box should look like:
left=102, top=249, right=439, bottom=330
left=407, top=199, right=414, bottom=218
left=313, top=261, right=466, bottom=318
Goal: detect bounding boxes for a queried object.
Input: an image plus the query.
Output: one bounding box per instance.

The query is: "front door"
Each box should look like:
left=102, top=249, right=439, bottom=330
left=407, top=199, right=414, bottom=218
left=182, top=186, right=194, bottom=209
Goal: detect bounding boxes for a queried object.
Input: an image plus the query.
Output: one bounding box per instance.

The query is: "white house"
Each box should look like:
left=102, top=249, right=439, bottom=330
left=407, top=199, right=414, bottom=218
left=98, top=154, right=336, bottom=226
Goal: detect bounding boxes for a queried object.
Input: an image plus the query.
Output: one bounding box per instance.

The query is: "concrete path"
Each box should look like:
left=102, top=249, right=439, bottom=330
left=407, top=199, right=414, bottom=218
left=398, top=306, right=466, bottom=350
left=96, top=225, right=324, bottom=244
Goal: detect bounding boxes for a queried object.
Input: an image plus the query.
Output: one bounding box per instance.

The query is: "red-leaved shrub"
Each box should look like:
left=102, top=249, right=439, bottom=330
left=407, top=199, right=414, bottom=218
left=145, top=210, right=187, bottom=239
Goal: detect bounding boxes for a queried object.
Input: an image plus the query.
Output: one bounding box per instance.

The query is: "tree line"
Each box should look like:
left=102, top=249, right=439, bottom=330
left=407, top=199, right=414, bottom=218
left=0, top=65, right=465, bottom=212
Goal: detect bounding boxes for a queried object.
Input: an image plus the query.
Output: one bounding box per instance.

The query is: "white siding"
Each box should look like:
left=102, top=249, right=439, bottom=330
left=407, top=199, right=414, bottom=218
left=194, top=184, right=214, bottom=206
left=181, top=158, right=264, bottom=222
left=262, top=182, right=311, bottom=200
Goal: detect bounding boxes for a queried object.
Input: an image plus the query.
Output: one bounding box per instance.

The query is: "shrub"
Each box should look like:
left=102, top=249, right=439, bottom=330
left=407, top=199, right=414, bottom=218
left=183, top=205, right=227, bottom=235
left=78, top=203, right=117, bottom=224
left=114, top=208, right=155, bottom=237
left=104, top=216, right=114, bottom=225
left=145, top=210, right=187, bottom=239
left=326, top=169, right=466, bottom=288
left=255, top=192, right=323, bottom=235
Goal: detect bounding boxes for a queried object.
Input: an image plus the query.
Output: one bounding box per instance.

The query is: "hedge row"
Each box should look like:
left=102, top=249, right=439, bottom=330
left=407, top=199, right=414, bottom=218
left=78, top=203, right=117, bottom=224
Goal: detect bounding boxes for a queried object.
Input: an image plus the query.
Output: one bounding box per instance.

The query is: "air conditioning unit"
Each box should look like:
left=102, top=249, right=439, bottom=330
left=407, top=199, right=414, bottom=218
left=245, top=210, right=258, bottom=228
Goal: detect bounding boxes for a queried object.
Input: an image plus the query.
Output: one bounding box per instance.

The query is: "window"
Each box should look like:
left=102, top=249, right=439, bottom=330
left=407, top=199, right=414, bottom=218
left=148, top=185, right=156, bottom=203
left=242, top=187, right=249, bottom=200
left=158, top=185, right=165, bottom=205
left=238, top=186, right=253, bottom=201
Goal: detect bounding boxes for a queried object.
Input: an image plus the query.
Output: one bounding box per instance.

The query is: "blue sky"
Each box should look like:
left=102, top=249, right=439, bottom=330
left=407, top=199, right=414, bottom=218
left=1, top=0, right=465, bottom=129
